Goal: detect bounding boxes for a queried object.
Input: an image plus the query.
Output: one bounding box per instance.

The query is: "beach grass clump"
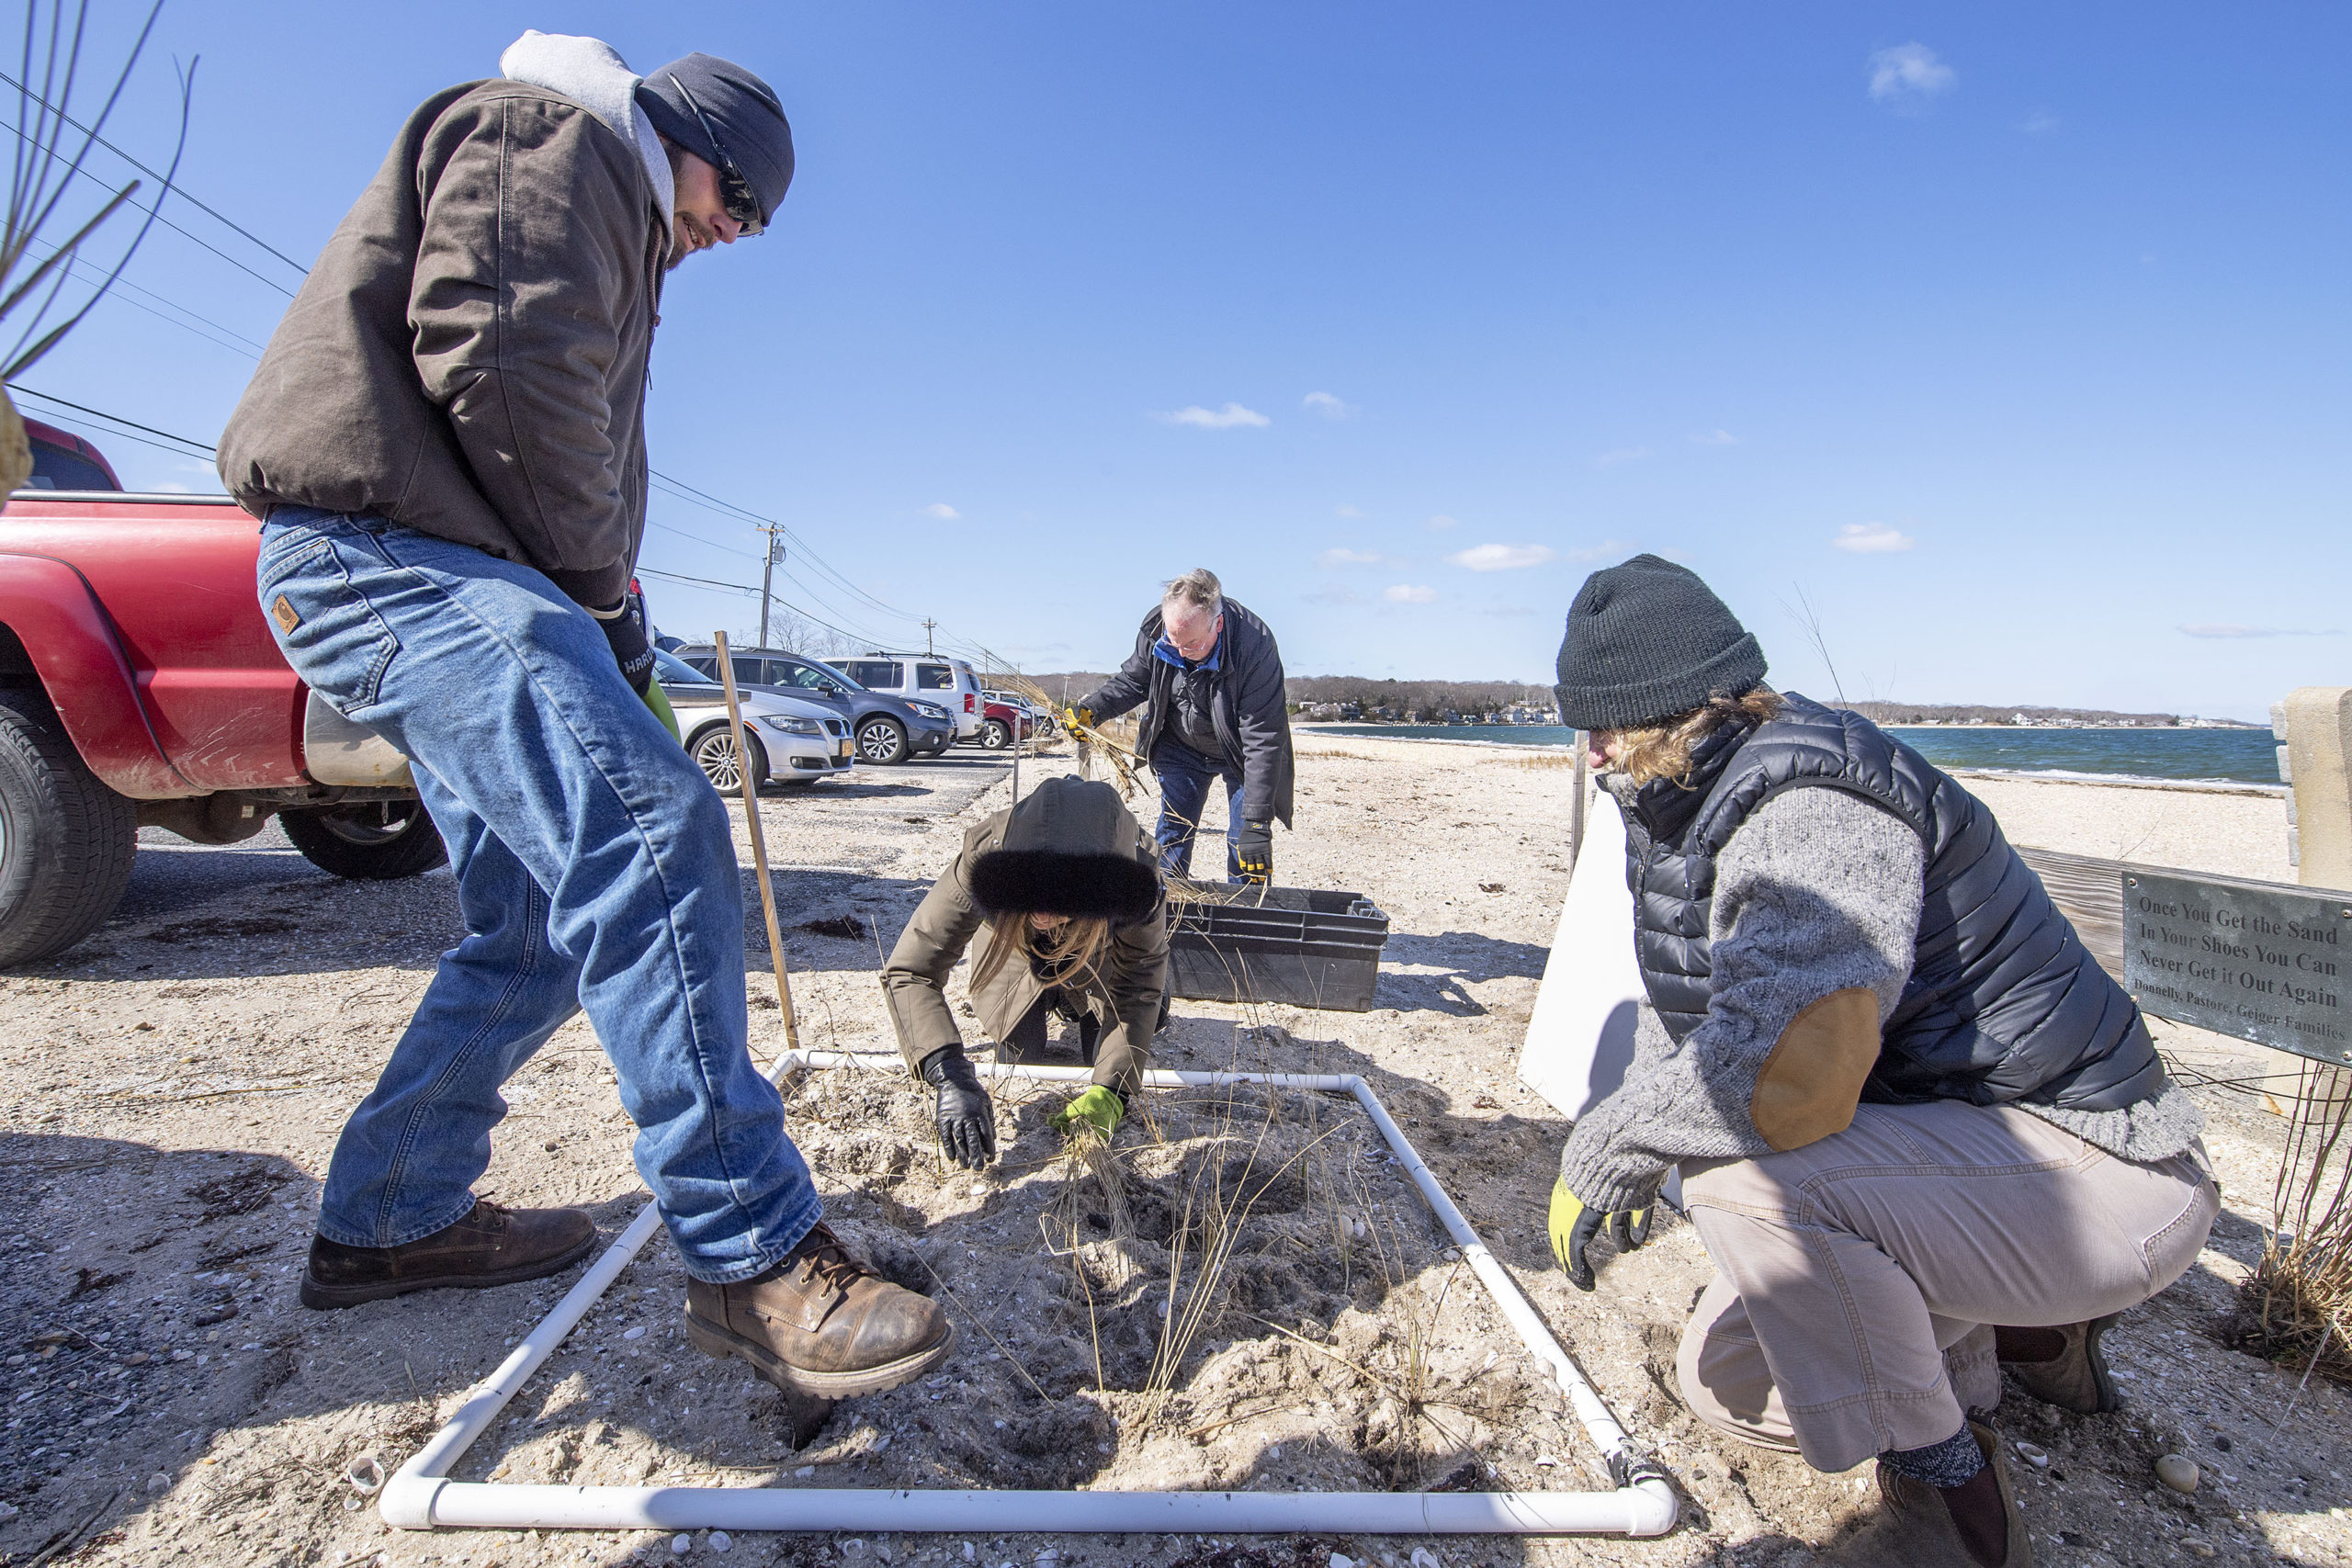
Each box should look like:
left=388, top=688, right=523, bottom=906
left=2236, top=1063, right=2352, bottom=1383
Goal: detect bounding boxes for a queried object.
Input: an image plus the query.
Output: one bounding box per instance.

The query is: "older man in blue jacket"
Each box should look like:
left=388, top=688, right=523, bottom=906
left=1074, top=569, right=1295, bottom=883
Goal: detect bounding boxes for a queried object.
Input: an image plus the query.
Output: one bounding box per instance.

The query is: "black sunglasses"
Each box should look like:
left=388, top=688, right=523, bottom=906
left=666, top=74, right=764, bottom=237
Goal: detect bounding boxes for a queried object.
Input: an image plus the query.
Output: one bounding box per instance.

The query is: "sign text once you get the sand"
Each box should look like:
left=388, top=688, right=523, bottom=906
left=2122, top=869, right=2352, bottom=1066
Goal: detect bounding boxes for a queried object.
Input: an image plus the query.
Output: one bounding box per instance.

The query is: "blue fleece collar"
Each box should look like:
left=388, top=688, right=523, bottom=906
left=1153, top=627, right=1221, bottom=673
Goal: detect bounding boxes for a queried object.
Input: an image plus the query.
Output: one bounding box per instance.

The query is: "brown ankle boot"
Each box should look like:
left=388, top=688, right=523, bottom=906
left=301, top=1200, right=596, bottom=1309
left=684, top=1223, right=953, bottom=1399
left=1874, top=1422, right=2032, bottom=1568
left=1996, top=1314, right=2122, bottom=1414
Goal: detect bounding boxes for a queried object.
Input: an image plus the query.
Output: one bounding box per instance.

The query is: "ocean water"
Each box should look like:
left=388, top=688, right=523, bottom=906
left=1301, top=723, right=2282, bottom=786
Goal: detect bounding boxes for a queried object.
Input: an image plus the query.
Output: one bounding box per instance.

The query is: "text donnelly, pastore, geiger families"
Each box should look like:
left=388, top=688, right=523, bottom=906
left=2124, top=871, right=2352, bottom=1064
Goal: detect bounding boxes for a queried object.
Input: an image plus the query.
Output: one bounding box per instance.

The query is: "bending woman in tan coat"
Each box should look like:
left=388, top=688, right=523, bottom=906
left=882, top=776, right=1170, bottom=1168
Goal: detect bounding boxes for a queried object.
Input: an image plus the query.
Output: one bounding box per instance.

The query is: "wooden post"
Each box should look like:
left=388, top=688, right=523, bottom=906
left=714, top=631, right=799, bottom=1055
left=2284, top=687, right=2352, bottom=888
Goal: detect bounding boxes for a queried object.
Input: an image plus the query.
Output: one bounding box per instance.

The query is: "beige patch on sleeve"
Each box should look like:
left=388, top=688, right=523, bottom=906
left=1750, top=987, right=1882, bottom=1152
left=270, top=594, right=300, bottom=635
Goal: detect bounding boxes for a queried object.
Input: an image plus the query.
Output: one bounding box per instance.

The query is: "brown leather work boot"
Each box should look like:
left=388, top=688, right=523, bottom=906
left=300, top=1200, right=596, bottom=1310
left=1874, top=1423, right=2032, bottom=1568
left=684, top=1223, right=953, bottom=1399
left=1996, top=1314, right=2122, bottom=1414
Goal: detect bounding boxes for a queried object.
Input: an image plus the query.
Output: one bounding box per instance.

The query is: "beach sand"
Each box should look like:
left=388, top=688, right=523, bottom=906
left=0, top=731, right=2343, bottom=1567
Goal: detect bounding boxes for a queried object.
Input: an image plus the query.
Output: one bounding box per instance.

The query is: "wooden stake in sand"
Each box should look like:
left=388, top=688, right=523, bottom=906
left=713, top=631, right=799, bottom=1055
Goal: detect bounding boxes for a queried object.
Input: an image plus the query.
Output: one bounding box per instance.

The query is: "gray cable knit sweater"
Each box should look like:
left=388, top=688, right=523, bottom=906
left=1557, top=784, right=2205, bottom=1213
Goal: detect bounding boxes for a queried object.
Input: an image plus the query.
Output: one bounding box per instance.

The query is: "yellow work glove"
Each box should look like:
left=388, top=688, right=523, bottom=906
left=1063, top=705, right=1093, bottom=731
left=1547, top=1176, right=1652, bottom=1292
left=643, top=679, right=681, bottom=743
left=1050, top=1084, right=1124, bottom=1140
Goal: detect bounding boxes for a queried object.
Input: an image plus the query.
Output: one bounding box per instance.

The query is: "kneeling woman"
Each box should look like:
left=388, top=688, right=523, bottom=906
left=882, top=776, right=1170, bottom=1168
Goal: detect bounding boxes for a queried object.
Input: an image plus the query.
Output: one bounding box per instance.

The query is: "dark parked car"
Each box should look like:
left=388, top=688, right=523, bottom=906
left=676, top=645, right=955, bottom=766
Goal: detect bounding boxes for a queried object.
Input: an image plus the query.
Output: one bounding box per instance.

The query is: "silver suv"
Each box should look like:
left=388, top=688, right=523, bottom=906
left=820, top=653, right=987, bottom=741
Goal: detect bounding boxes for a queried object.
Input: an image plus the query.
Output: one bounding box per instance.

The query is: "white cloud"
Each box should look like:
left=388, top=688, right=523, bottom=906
left=922, top=502, right=960, bottom=521
left=1425, top=513, right=1461, bottom=531
left=1316, top=547, right=1385, bottom=568
left=1450, top=543, right=1558, bottom=572
left=1566, top=538, right=1636, bottom=561
left=1303, top=391, right=1356, bottom=420
left=2178, top=623, right=2341, bottom=638
left=1384, top=584, right=1438, bottom=604
left=1833, top=522, right=1916, bottom=554
left=1335, top=504, right=1365, bottom=519
left=1595, top=446, right=1654, bottom=468
left=1689, top=428, right=1738, bottom=446
left=2018, top=108, right=2059, bottom=135
left=1157, top=402, right=1269, bottom=430
left=1869, top=43, right=1955, bottom=107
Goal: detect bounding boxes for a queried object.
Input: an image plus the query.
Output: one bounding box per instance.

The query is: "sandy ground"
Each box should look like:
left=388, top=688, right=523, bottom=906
left=2, top=732, right=2346, bottom=1568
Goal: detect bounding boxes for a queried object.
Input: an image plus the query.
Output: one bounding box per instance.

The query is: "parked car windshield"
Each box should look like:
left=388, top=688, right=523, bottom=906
left=767, top=658, right=854, bottom=695
left=653, top=649, right=709, bottom=684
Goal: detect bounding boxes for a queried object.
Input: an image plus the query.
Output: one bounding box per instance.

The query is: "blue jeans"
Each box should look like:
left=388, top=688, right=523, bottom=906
left=1150, top=736, right=1244, bottom=881
left=256, top=508, right=820, bottom=1283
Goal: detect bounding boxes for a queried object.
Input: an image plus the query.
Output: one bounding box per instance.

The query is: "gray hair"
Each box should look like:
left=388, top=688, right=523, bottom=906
left=1161, top=568, right=1224, bottom=621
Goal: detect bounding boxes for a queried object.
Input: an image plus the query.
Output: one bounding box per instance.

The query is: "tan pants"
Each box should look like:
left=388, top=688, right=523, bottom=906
left=1675, top=1100, right=2216, bottom=1473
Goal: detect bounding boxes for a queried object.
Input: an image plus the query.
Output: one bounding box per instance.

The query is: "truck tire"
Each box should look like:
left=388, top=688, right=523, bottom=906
left=0, top=686, right=139, bottom=966
left=281, top=799, right=447, bottom=880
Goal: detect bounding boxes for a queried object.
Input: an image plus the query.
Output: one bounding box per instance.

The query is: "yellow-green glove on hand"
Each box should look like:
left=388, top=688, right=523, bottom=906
left=1063, top=705, right=1093, bottom=731
left=1547, top=1176, right=1652, bottom=1292
left=643, top=679, right=682, bottom=743
left=1050, top=1084, right=1124, bottom=1140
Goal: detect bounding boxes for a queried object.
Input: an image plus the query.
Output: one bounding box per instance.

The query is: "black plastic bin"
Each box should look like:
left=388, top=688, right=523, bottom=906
left=1163, top=880, right=1391, bottom=1011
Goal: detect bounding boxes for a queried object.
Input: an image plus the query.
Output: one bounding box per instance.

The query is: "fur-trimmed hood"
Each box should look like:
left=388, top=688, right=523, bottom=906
left=967, top=776, right=1160, bottom=921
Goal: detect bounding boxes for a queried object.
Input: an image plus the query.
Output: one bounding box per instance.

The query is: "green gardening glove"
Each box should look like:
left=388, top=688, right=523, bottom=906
left=1547, top=1176, right=1652, bottom=1292
left=643, top=679, right=682, bottom=743
left=1050, top=1084, right=1125, bottom=1140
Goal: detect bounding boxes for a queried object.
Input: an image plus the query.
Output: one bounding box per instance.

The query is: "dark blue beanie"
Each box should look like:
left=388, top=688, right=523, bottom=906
left=637, top=53, right=795, bottom=223
left=1554, top=554, right=1766, bottom=730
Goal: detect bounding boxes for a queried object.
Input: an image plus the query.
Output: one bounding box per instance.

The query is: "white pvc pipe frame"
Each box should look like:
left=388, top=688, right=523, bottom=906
left=381, top=1052, right=1679, bottom=1539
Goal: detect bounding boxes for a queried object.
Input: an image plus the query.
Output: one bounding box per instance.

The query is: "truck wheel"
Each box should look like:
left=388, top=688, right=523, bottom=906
left=690, top=725, right=768, bottom=793
left=281, top=799, right=447, bottom=880
left=856, top=716, right=909, bottom=765
left=0, top=687, right=139, bottom=966
left=980, top=718, right=1012, bottom=750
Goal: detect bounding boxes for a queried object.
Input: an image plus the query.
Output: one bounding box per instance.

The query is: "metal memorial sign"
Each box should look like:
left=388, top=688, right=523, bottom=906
left=2123, top=869, right=2352, bottom=1066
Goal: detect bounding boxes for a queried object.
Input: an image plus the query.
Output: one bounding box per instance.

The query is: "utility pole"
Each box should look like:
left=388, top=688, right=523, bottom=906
left=922, top=617, right=937, bottom=656
left=756, top=527, right=786, bottom=649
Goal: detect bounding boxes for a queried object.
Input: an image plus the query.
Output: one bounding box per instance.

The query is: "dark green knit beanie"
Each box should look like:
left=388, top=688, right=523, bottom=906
left=1554, top=554, right=1766, bottom=730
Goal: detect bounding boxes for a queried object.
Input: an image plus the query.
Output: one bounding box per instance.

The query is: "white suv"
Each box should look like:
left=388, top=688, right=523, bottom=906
left=821, top=653, right=987, bottom=741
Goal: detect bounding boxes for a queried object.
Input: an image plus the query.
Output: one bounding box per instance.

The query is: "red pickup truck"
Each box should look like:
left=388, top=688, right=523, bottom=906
left=0, top=420, right=439, bottom=966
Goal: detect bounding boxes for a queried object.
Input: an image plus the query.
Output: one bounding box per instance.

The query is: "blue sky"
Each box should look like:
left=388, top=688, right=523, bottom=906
left=19, top=4, right=2348, bottom=719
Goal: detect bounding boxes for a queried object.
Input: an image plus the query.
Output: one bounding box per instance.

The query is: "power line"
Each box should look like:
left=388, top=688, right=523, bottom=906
left=0, top=113, right=297, bottom=298
left=7, top=381, right=215, bottom=456
left=0, top=64, right=311, bottom=276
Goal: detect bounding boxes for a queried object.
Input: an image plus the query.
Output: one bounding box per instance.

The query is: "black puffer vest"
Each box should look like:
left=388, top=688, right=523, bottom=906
left=1620, top=694, right=2162, bottom=1111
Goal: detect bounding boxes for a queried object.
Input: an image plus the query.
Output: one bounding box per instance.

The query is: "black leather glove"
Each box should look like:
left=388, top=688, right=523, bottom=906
left=1235, top=821, right=1272, bottom=883
left=592, top=598, right=655, bottom=696
left=919, top=1045, right=997, bottom=1169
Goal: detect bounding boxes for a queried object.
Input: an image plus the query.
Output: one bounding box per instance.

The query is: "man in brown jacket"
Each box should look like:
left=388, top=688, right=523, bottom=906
left=220, top=34, right=951, bottom=1405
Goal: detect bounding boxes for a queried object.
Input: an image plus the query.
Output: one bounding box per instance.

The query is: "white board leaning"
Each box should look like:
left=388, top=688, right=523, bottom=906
left=1517, top=785, right=1681, bottom=1207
